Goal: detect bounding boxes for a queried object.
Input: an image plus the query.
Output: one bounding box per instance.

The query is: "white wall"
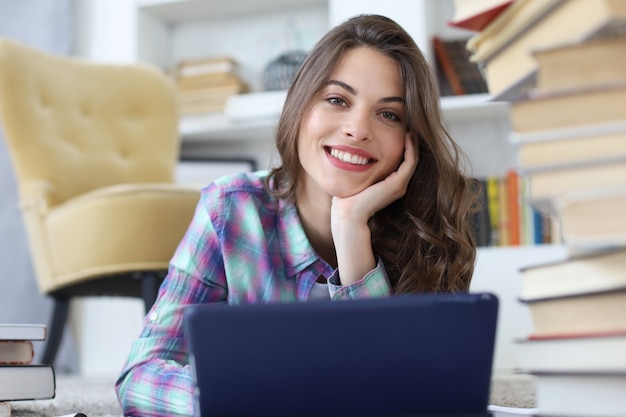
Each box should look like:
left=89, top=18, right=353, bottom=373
left=73, top=0, right=136, bottom=63
left=0, top=0, right=78, bottom=373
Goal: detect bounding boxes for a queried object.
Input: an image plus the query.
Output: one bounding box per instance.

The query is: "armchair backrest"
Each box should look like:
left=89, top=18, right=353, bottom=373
left=0, top=38, right=180, bottom=208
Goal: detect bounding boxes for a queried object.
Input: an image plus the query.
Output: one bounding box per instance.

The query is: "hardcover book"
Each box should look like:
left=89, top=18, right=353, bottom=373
left=532, top=35, right=626, bottom=94
left=447, top=0, right=514, bottom=32
left=532, top=371, right=626, bottom=417
left=520, top=288, right=626, bottom=337
left=0, top=324, right=46, bottom=341
left=0, top=365, right=55, bottom=402
left=519, top=247, right=626, bottom=300
left=510, top=83, right=626, bottom=133
left=523, top=157, right=626, bottom=203
left=0, top=341, right=34, bottom=365
left=515, top=332, right=626, bottom=373
left=511, top=121, right=626, bottom=171
left=553, top=186, right=626, bottom=246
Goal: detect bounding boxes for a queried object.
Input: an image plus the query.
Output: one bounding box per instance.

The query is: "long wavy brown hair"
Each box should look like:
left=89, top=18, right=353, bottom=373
left=265, top=14, right=478, bottom=293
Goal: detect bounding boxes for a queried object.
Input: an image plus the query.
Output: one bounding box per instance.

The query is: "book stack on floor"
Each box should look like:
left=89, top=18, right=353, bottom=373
left=515, top=249, right=626, bottom=417
left=457, top=0, right=626, bottom=415
left=175, top=55, right=249, bottom=115
left=0, top=324, right=55, bottom=417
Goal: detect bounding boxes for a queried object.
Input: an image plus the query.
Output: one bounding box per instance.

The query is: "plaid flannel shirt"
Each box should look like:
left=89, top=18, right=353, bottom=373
left=115, top=171, right=392, bottom=417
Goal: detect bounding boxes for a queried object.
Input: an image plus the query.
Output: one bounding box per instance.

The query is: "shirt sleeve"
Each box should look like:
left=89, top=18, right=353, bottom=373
left=327, top=256, right=392, bottom=300
left=115, top=189, right=228, bottom=417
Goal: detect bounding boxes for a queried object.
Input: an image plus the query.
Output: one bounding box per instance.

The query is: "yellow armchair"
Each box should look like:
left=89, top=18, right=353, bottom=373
left=0, top=39, right=200, bottom=365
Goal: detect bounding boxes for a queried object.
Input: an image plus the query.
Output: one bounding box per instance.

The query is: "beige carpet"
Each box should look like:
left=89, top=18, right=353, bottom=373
left=8, top=372, right=536, bottom=417
left=10, top=374, right=122, bottom=417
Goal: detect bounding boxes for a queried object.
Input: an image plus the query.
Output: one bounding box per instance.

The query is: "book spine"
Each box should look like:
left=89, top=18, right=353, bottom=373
left=507, top=169, right=521, bottom=246
left=433, top=36, right=465, bottom=96
left=497, top=175, right=510, bottom=246
left=470, top=178, right=492, bottom=247
left=486, top=175, right=501, bottom=246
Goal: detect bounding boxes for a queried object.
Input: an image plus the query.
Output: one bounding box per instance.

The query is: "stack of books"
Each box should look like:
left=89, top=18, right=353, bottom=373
left=460, top=0, right=626, bottom=415
left=515, top=248, right=626, bottom=417
left=175, top=55, right=249, bottom=115
left=0, top=324, right=55, bottom=416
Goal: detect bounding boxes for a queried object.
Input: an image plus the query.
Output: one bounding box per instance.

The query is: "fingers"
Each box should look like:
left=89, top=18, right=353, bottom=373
left=334, top=133, right=418, bottom=221
left=401, top=132, right=418, bottom=175
left=391, top=132, right=417, bottom=189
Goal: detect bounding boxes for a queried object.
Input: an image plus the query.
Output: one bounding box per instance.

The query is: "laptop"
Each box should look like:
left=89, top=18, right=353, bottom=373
left=184, top=292, right=499, bottom=417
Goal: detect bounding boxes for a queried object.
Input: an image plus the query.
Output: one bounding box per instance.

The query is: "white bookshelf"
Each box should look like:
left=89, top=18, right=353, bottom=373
left=71, top=0, right=546, bottom=377
left=131, top=0, right=506, bottom=133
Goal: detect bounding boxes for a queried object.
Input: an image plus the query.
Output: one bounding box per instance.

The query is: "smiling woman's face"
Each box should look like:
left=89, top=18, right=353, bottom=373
left=296, top=46, right=407, bottom=200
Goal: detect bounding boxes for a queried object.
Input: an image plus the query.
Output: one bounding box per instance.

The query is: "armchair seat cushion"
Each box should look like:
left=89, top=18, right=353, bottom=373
left=44, top=183, right=199, bottom=290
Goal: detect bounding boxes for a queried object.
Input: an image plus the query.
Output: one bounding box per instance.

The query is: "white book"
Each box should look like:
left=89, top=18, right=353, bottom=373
left=533, top=372, right=626, bottom=417
left=0, top=324, right=46, bottom=341
left=516, top=333, right=626, bottom=373
left=0, top=365, right=55, bottom=401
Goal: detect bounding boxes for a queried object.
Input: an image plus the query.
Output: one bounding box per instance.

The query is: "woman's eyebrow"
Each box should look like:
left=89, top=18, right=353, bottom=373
left=326, top=79, right=404, bottom=104
left=327, top=79, right=356, bottom=95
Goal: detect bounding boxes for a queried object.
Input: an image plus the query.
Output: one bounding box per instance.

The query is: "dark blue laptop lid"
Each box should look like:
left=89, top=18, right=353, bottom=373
left=184, top=292, right=498, bottom=417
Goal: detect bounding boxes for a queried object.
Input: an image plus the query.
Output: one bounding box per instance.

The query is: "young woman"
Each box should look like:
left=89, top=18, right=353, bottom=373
left=116, top=14, right=477, bottom=417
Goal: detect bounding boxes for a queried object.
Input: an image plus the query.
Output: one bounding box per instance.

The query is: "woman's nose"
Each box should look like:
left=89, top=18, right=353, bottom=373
left=342, top=108, right=372, bottom=141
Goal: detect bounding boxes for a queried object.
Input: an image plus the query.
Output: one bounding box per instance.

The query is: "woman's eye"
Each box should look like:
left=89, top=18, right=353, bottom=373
left=327, top=97, right=346, bottom=106
left=381, top=111, right=401, bottom=121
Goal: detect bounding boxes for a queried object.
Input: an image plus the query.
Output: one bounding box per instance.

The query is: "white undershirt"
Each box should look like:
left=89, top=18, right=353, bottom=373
left=308, top=282, right=330, bottom=300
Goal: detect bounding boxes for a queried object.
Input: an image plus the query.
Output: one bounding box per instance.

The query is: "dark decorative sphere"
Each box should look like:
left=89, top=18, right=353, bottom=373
left=263, top=50, right=308, bottom=91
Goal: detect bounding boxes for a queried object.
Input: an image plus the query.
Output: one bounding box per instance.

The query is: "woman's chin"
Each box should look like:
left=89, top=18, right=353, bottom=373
left=326, top=176, right=387, bottom=199
left=328, top=184, right=368, bottom=199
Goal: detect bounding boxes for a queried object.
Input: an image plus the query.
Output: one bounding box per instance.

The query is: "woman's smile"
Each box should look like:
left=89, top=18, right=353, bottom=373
left=326, top=145, right=377, bottom=169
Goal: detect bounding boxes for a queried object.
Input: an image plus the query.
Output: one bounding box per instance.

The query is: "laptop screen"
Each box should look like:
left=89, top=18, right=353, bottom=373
left=184, top=292, right=498, bottom=417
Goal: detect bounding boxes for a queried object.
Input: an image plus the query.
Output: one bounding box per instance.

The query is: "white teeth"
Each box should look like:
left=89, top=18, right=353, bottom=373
left=330, top=149, right=370, bottom=165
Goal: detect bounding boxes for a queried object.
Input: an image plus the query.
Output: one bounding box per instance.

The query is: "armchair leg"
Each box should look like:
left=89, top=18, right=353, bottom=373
left=141, top=272, right=160, bottom=313
left=41, top=296, right=70, bottom=366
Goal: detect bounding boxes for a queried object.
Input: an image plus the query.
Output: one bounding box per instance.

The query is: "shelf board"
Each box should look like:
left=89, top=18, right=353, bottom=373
left=138, top=0, right=327, bottom=22
left=441, top=93, right=510, bottom=120
left=179, top=91, right=509, bottom=143
left=179, top=90, right=285, bottom=142
left=179, top=113, right=278, bottom=142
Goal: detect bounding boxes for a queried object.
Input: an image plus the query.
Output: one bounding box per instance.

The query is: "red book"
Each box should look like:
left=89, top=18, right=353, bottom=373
left=506, top=169, right=520, bottom=246
left=448, top=0, right=514, bottom=32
